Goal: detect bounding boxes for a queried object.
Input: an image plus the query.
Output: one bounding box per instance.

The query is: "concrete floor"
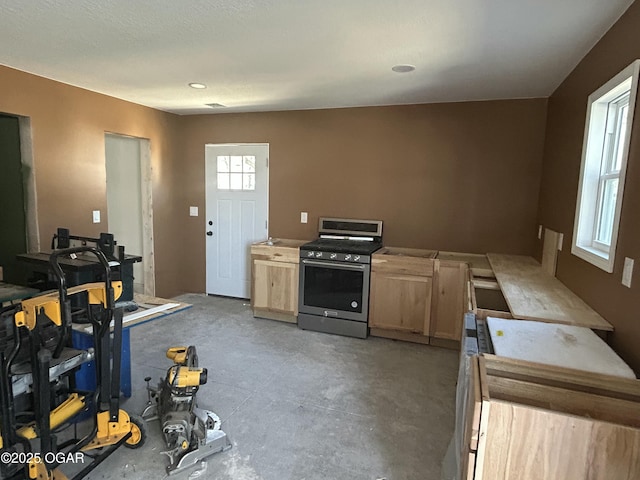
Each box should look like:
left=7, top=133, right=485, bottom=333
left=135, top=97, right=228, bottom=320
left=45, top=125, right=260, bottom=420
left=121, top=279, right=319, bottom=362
left=82, top=294, right=459, bottom=480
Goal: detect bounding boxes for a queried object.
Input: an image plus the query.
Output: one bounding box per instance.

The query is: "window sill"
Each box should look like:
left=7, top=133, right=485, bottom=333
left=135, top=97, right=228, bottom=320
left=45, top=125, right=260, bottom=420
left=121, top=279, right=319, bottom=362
left=571, top=244, right=614, bottom=273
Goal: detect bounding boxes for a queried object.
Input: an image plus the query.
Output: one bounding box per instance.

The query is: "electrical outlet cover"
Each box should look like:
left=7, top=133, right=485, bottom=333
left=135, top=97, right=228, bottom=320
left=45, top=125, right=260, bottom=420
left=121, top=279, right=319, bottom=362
left=622, top=257, right=634, bottom=288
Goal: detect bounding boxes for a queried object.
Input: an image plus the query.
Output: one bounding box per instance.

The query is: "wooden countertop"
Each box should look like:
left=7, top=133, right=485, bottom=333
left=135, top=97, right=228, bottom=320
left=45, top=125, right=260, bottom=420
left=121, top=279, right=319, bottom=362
left=250, top=238, right=306, bottom=263
left=487, top=253, right=613, bottom=331
left=252, top=238, right=307, bottom=248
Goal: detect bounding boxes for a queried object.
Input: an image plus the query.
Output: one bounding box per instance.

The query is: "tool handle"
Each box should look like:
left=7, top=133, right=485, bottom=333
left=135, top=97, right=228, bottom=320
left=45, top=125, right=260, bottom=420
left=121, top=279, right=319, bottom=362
left=48, top=246, right=113, bottom=308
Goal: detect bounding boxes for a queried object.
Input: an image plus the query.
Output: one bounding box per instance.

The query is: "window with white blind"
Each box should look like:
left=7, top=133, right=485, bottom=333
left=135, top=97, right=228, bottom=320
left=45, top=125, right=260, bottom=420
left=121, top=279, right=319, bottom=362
left=572, top=60, right=640, bottom=272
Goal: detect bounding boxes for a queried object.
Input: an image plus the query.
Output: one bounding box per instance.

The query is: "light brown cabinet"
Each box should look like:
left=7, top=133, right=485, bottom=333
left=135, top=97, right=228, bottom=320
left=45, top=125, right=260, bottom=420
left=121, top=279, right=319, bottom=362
left=369, top=247, right=436, bottom=344
left=252, top=259, right=298, bottom=320
left=430, top=259, right=469, bottom=347
left=370, top=250, right=488, bottom=348
left=250, top=240, right=305, bottom=323
left=369, top=271, right=433, bottom=334
left=457, top=354, right=640, bottom=480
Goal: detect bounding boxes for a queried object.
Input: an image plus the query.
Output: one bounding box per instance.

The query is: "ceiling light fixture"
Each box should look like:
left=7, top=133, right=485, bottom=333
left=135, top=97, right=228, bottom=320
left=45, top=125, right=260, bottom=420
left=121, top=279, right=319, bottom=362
left=188, top=82, right=207, bottom=89
left=391, top=64, right=416, bottom=73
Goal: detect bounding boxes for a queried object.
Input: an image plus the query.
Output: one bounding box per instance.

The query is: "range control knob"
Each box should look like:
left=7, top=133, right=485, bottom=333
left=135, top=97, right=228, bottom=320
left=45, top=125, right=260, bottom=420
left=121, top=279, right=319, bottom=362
left=330, top=253, right=337, bottom=259
left=307, top=251, right=315, bottom=257
left=354, top=255, right=361, bottom=262
left=315, top=252, right=323, bottom=258
left=345, top=254, right=352, bottom=261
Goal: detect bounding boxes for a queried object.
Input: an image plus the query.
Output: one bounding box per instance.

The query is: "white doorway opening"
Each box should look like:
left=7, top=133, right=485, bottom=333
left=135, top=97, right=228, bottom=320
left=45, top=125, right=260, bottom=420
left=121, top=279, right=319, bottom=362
left=105, top=133, right=155, bottom=296
left=205, top=143, right=269, bottom=298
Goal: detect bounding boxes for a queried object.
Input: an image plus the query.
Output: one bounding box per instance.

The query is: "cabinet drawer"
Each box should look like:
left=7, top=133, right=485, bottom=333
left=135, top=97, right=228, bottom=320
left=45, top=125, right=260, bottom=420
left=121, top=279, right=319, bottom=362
left=250, top=245, right=299, bottom=263
left=372, top=252, right=435, bottom=276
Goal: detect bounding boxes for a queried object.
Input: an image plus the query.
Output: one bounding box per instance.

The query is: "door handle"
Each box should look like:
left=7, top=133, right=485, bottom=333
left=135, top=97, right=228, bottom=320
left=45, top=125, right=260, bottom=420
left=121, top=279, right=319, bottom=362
left=206, top=231, right=213, bottom=236
left=301, top=259, right=366, bottom=270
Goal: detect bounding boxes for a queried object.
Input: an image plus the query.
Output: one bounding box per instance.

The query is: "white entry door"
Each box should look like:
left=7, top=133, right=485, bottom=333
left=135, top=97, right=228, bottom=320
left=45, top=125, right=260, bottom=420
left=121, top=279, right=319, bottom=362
left=205, top=144, right=269, bottom=298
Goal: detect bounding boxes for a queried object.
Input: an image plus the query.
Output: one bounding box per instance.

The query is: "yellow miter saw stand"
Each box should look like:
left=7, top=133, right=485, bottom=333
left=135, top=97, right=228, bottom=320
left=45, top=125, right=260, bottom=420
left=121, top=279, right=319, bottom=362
left=142, top=346, right=231, bottom=475
left=0, top=247, right=145, bottom=480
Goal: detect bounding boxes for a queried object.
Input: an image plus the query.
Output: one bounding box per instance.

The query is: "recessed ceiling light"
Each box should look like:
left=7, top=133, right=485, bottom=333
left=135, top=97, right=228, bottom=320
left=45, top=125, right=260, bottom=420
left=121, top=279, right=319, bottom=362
left=392, top=64, right=416, bottom=73
left=188, top=82, right=207, bottom=89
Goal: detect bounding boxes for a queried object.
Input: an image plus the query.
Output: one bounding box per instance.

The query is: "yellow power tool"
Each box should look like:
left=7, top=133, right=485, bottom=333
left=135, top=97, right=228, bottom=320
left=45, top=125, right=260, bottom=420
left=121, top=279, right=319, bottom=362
left=142, top=346, right=231, bottom=475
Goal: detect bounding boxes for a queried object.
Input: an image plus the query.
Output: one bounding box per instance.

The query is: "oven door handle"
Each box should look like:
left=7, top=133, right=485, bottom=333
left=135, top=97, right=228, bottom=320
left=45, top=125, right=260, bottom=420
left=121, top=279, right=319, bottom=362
left=301, top=259, right=366, bottom=270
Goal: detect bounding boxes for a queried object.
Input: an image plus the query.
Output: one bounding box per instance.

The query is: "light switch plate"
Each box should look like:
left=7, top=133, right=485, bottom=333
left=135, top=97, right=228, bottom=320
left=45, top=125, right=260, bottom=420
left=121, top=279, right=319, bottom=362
left=189, top=206, right=198, bottom=217
left=301, top=212, right=308, bottom=224
left=538, top=225, right=543, bottom=240
left=622, top=257, right=634, bottom=288
left=557, top=233, right=564, bottom=251
left=92, top=210, right=100, bottom=223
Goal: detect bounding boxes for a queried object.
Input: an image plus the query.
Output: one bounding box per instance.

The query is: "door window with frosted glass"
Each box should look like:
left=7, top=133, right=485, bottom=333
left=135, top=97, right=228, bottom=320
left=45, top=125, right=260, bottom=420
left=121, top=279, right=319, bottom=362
left=217, top=155, right=255, bottom=190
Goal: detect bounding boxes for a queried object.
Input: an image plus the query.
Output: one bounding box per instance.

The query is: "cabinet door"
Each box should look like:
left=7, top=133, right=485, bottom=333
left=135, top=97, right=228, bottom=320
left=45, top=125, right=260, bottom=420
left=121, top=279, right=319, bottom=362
left=430, top=260, right=468, bottom=341
left=252, top=259, right=298, bottom=314
left=369, top=271, right=432, bottom=334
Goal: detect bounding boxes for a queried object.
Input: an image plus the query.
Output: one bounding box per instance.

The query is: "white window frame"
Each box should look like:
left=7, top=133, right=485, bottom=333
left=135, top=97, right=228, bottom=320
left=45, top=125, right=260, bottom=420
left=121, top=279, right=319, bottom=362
left=572, top=60, right=640, bottom=272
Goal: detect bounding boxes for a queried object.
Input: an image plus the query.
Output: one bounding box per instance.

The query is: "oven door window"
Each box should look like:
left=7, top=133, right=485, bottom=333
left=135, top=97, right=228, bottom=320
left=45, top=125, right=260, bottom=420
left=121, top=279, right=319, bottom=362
left=302, top=263, right=364, bottom=313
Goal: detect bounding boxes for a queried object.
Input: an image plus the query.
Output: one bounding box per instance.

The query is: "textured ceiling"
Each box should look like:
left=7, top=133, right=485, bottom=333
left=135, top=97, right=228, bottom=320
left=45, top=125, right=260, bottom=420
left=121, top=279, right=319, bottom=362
left=0, top=0, right=634, bottom=115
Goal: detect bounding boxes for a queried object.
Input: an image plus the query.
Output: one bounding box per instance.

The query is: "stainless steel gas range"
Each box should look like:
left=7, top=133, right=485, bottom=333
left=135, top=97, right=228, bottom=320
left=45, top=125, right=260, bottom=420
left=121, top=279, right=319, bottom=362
left=298, top=217, right=383, bottom=339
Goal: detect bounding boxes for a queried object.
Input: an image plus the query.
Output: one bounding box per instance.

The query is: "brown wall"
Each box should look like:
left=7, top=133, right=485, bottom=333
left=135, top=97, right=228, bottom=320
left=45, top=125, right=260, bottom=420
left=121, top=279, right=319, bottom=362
left=177, top=100, right=548, bottom=293
left=0, top=64, right=547, bottom=298
left=0, top=65, right=183, bottom=297
left=537, top=1, right=640, bottom=373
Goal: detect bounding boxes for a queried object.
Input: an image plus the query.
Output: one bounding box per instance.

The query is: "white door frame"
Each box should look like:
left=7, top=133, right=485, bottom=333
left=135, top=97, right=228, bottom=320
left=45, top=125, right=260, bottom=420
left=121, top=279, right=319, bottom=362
left=17, top=115, right=40, bottom=252
left=139, top=137, right=155, bottom=296
left=105, top=132, right=156, bottom=297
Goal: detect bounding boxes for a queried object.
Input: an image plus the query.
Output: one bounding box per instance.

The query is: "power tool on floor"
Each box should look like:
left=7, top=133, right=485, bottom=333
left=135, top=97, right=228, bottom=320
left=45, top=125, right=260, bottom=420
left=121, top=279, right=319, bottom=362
left=142, top=345, right=231, bottom=475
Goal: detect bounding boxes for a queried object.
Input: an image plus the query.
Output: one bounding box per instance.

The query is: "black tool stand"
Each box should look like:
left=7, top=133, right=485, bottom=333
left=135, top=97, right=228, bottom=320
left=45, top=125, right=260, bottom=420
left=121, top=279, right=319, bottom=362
left=17, top=253, right=141, bottom=302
